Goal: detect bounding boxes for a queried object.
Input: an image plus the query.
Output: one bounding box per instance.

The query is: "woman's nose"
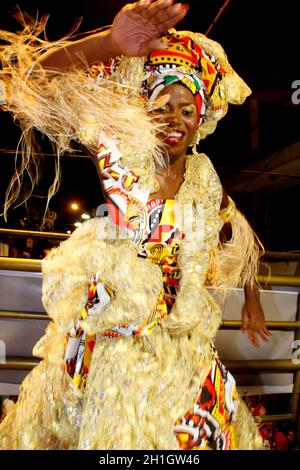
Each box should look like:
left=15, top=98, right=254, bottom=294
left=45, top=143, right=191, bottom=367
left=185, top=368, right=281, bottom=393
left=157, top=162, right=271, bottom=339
left=165, top=109, right=181, bottom=125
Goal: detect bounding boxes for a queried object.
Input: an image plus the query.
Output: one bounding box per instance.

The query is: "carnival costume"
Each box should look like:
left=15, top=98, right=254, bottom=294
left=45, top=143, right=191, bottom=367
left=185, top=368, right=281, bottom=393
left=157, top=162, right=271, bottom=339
left=0, top=22, right=263, bottom=449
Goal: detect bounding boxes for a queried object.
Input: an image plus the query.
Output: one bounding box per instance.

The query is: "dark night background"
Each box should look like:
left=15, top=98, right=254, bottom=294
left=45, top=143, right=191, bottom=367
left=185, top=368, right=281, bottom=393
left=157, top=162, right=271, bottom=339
left=0, top=0, right=299, bottom=251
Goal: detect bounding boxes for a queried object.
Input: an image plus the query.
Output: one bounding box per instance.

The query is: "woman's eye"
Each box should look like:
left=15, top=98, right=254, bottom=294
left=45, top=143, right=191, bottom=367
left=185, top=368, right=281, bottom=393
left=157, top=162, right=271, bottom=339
left=182, top=107, right=195, bottom=117
left=157, top=106, right=168, bottom=113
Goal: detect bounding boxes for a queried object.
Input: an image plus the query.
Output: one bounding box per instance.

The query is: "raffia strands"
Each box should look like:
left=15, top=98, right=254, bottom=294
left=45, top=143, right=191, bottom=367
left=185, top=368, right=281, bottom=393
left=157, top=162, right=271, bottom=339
left=0, top=22, right=162, bottom=214
left=3, top=128, right=38, bottom=214
left=1, top=62, right=161, bottom=157
left=207, top=210, right=261, bottom=297
left=42, top=217, right=162, bottom=335
left=0, top=359, right=83, bottom=450
left=235, top=398, right=264, bottom=449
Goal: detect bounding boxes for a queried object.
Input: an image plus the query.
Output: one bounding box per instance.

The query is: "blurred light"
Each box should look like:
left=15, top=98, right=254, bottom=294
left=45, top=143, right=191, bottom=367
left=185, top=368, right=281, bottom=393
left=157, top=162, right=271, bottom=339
left=67, top=230, right=71, bottom=234
left=81, top=213, right=90, bottom=220
left=70, top=203, right=79, bottom=210
left=74, top=222, right=82, bottom=227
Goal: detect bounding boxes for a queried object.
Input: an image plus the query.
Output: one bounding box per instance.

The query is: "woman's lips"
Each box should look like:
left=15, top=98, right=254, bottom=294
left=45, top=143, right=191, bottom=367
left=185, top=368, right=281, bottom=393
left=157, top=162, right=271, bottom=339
left=164, top=131, right=185, bottom=146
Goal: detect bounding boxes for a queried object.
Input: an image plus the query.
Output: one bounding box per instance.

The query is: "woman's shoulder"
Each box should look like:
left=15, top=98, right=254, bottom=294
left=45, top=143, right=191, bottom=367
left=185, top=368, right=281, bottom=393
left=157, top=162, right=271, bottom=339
left=185, top=152, right=219, bottom=180
left=183, top=153, right=222, bottom=205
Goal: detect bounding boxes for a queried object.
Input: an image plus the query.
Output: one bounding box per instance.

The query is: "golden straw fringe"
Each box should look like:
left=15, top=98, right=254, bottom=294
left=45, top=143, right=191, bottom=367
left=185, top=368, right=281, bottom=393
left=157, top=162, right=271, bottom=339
left=0, top=18, right=162, bottom=217
left=207, top=210, right=263, bottom=296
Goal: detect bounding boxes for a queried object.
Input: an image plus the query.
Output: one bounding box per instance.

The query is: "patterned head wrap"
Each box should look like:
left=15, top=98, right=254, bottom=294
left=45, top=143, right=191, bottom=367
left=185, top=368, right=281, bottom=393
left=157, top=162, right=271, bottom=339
left=141, top=30, right=225, bottom=124
left=141, top=29, right=251, bottom=140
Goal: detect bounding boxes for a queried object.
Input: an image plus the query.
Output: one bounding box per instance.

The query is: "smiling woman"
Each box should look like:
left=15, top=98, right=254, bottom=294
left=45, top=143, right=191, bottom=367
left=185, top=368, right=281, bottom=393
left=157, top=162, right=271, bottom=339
left=0, top=0, right=267, bottom=450
left=150, top=84, right=199, bottom=199
left=157, top=85, right=198, bottom=148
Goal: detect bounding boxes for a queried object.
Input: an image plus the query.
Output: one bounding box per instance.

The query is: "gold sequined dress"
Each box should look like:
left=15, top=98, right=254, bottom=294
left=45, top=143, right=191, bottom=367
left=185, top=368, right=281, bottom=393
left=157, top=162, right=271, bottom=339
left=0, top=148, right=263, bottom=450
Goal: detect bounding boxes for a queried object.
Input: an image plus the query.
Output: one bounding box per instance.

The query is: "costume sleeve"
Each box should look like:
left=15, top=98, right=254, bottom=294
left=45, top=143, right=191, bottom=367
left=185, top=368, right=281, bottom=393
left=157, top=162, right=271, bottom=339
left=207, top=195, right=263, bottom=293
left=40, top=217, right=162, bottom=337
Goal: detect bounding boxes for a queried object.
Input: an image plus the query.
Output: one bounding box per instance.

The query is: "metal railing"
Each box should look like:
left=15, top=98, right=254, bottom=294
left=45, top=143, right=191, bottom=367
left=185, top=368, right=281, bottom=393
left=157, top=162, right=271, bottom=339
left=0, top=257, right=42, bottom=272
left=1, top=256, right=300, bottom=286
left=0, top=228, right=69, bottom=241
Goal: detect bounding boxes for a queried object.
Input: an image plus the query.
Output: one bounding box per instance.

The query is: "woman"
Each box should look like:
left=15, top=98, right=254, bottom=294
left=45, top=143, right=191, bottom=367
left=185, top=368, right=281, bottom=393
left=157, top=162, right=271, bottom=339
left=0, top=0, right=269, bottom=449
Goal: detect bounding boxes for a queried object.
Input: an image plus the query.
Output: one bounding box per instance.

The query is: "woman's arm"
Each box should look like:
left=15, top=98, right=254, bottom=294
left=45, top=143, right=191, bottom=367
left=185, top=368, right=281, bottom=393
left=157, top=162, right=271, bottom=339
left=40, top=0, right=188, bottom=70
left=220, top=189, right=271, bottom=347
left=242, top=283, right=272, bottom=347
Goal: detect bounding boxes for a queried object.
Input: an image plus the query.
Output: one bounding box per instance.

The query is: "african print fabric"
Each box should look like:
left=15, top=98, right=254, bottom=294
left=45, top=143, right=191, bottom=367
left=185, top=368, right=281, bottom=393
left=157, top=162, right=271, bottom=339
left=141, top=30, right=226, bottom=124
left=174, top=351, right=239, bottom=450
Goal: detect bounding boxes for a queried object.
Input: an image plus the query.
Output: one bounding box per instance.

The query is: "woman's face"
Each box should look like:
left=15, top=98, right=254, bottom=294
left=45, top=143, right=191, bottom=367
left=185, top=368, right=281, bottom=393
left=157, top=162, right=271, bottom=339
left=155, top=83, right=199, bottom=160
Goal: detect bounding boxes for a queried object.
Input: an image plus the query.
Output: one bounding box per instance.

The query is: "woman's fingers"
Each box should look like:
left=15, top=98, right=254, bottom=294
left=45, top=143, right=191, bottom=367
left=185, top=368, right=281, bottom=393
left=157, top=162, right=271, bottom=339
left=247, top=330, right=259, bottom=348
left=262, top=327, right=272, bottom=337
left=257, top=328, right=272, bottom=342
left=144, top=37, right=168, bottom=52
left=134, top=0, right=175, bottom=17
left=112, top=0, right=188, bottom=56
left=156, top=5, right=188, bottom=32
left=242, top=319, right=272, bottom=347
left=134, top=0, right=153, bottom=14
left=141, top=0, right=188, bottom=28
left=138, top=4, right=188, bottom=54
left=147, top=0, right=175, bottom=17
left=245, top=326, right=272, bottom=347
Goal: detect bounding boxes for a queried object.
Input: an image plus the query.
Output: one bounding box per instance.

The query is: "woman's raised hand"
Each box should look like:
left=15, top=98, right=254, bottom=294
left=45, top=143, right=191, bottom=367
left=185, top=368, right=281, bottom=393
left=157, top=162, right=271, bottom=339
left=109, top=0, right=188, bottom=57
left=38, top=1, right=188, bottom=73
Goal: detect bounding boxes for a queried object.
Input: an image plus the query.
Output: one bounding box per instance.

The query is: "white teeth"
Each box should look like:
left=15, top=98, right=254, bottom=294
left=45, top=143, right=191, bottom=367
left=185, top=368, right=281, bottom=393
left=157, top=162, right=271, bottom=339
left=168, top=131, right=183, bottom=138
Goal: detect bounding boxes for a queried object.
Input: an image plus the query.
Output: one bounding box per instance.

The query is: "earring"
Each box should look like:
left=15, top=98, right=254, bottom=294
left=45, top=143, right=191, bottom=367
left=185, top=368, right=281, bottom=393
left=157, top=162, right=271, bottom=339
left=190, top=128, right=200, bottom=155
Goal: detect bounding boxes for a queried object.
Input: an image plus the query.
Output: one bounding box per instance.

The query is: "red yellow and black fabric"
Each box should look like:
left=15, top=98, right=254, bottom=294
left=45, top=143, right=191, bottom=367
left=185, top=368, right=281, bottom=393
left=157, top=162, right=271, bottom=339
left=141, top=30, right=226, bottom=123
